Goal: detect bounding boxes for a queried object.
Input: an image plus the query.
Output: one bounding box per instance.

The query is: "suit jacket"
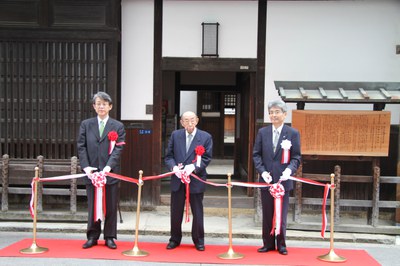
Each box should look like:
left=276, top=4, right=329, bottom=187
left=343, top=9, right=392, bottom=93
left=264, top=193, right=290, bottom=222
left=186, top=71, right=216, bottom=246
left=165, top=128, right=213, bottom=194
left=77, top=117, right=126, bottom=185
left=253, top=124, right=301, bottom=191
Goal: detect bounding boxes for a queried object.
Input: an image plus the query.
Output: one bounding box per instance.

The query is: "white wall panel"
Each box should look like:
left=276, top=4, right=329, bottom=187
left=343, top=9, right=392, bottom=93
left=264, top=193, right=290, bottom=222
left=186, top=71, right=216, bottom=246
left=121, top=0, right=154, bottom=120
left=163, top=1, right=258, bottom=58
left=265, top=0, right=400, bottom=124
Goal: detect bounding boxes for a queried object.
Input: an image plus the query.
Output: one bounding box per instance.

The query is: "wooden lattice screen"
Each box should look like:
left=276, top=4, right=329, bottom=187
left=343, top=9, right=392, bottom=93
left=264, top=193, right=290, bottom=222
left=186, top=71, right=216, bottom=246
left=0, top=40, right=108, bottom=159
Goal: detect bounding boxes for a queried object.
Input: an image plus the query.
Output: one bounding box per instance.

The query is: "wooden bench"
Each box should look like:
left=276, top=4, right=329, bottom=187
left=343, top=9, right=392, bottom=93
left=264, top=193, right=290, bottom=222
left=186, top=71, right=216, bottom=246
left=1, top=154, right=86, bottom=213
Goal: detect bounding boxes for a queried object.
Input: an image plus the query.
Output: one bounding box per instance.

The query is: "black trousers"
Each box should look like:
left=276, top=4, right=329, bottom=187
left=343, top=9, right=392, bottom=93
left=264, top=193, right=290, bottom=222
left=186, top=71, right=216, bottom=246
left=85, top=182, right=119, bottom=240
left=260, top=188, right=290, bottom=250
left=170, top=183, right=205, bottom=246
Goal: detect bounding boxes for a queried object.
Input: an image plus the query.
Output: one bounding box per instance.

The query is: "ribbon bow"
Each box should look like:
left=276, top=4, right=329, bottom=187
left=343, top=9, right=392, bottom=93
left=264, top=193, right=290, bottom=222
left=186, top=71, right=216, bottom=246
left=269, top=183, right=285, bottom=235
left=89, top=172, right=107, bottom=221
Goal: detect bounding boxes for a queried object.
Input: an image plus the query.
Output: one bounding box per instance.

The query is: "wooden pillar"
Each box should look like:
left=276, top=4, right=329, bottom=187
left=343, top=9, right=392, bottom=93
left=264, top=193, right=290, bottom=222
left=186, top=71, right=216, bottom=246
left=2, top=154, right=9, bottom=211
left=294, top=163, right=303, bottom=222
left=334, top=165, right=341, bottom=223
left=70, top=156, right=78, bottom=214
left=371, top=166, right=380, bottom=226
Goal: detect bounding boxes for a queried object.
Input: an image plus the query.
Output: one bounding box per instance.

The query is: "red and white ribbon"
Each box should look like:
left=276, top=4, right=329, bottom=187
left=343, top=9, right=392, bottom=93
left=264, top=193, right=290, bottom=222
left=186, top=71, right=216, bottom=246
left=286, top=176, right=332, bottom=238
left=269, top=183, right=285, bottom=235
left=28, top=169, right=332, bottom=238
left=107, top=130, right=125, bottom=155
left=280, top=139, right=292, bottom=164
left=89, top=172, right=107, bottom=221
left=109, top=141, right=125, bottom=155
left=180, top=171, right=191, bottom=223
left=196, top=155, right=201, bottom=167
left=29, top=173, right=86, bottom=218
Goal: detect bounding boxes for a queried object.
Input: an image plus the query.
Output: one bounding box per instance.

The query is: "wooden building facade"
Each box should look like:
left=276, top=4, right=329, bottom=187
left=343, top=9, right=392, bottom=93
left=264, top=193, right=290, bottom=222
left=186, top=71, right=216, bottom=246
left=0, top=0, right=399, bottom=231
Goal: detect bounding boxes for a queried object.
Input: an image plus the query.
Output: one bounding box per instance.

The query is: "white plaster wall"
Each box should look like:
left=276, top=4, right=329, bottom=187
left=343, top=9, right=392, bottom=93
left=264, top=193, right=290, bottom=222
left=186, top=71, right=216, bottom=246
left=121, top=0, right=154, bottom=120
left=121, top=0, right=400, bottom=123
left=163, top=0, right=258, bottom=58
left=180, top=91, right=197, bottom=116
left=265, top=0, right=400, bottom=124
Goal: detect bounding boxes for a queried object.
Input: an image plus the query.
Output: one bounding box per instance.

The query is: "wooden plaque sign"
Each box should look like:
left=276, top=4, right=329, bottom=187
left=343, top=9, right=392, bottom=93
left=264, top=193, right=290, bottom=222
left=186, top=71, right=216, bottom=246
left=292, top=110, right=391, bottom=156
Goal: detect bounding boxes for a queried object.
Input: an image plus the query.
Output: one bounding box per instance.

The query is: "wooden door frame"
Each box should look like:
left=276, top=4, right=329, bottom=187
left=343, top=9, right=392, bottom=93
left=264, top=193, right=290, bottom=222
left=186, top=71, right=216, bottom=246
left=152, top=0, right=267, bottom=203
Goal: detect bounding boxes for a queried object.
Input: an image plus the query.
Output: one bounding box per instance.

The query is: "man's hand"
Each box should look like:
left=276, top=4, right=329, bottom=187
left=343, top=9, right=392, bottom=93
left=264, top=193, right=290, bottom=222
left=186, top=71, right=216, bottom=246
left=184, top=164, right=195, bottom=176
left=173, top=165, right=182, bottom=179
left=84, top=166, right=97, bottom=176
left=280, top=168, right=292, bottom=181
left=261, top=171, right=272, bottom=183
left=102, top=166, right=111, bottom=173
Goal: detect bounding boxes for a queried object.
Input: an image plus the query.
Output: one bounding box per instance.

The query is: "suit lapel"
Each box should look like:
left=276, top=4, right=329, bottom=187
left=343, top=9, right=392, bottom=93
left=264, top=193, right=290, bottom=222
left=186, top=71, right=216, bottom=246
left=90, top=118, right=101, bottom=140
left=274, top=125, right=288, bottom=158
left=184, top=130, right=199, bottom=161
left=266, top=126, right=274, bottom=157
left=100, top=119, right=112, bottom=141
left=179, top=130, right=187, bottom=159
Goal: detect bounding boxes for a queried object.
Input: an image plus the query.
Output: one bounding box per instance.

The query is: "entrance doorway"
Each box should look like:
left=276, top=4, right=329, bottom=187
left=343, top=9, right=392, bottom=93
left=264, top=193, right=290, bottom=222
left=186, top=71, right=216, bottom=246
left=160, top=59, right=258, bottom=198
left=180, top=90, right=237, bottom=160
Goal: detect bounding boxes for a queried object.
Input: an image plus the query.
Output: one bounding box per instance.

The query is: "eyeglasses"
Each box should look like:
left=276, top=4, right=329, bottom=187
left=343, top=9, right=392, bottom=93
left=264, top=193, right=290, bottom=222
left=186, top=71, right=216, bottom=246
left=268, top=110, right=283, bottom=115
left=95, top=102, right=110, bottom=107
left=182, top=119, right=197, bottom=125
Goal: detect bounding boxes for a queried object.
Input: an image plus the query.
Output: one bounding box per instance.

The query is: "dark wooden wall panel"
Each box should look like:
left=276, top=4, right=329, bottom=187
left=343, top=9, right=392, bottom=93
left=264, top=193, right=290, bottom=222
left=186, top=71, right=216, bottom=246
left=0, top=0, right=118, bottom=29
left=0, top=1, right=41, bottom=26
left=120, top=122, right=153, bottom=203
left=0, top=0, right=121, bottom=160
left=52, top=1, right=108, bottom=27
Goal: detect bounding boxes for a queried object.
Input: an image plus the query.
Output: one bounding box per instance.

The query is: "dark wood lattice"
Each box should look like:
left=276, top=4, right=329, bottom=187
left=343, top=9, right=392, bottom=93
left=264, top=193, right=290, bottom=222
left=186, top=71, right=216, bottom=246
left=0, top=40, right=108, bottom=159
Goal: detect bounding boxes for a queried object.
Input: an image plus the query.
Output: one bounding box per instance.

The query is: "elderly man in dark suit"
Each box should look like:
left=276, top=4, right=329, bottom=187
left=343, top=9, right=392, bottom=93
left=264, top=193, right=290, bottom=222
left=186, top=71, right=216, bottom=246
left=253, top=99, right=301, bottom=255
left=77, top=91, right=126, bottom=249
left=164, top=111, right=213, bottom=251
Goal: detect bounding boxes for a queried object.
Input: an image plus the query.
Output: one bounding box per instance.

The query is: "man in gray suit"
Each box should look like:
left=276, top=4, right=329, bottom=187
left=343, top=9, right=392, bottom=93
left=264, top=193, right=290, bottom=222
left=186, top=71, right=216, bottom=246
left=164, top=111, right=213, bottom=251
left=77, top=91, right=126, bottom=249
left=253, top=99, right=301, bottom=255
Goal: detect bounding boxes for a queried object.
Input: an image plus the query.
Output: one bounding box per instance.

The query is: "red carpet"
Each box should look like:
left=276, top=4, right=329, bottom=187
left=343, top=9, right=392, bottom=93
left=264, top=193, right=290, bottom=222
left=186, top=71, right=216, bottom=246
left=0, top=238, right=380, bottom=265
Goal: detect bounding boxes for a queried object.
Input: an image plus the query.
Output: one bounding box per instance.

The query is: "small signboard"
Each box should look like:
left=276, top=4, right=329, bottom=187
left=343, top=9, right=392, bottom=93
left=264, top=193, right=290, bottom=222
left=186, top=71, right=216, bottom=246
left=292, top=110, right=391, bottom=157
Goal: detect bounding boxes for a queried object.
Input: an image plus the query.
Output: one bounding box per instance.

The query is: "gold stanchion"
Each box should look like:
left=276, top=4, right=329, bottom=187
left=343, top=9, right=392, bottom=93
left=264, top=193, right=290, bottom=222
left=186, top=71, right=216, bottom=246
left=318, top=173, right=346, bottom=262
left=20, top=167, right=48, bottom=254
left=218, top=173, right=244, bottom=260
left=122, top=170, right=149, bottom=257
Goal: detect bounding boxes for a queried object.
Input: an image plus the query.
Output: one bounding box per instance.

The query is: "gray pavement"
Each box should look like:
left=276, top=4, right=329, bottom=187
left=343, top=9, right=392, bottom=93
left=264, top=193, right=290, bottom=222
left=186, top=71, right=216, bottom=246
left=0, top=207, right=400, bottom=265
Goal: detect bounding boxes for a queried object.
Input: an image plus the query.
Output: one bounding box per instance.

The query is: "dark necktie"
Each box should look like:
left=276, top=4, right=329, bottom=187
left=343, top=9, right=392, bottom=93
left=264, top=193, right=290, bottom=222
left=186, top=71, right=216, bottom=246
left=273, top=129, right=279, bottom=153
left=186, top=134, right=193, bottom=153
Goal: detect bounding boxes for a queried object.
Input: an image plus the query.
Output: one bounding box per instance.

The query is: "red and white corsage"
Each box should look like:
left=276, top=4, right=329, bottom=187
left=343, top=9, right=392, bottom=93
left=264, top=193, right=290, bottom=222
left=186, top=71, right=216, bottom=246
left=194, top=145, right=205, bottom=167
left=108, top=131, right=125, bottom=155
left=280, top=139, right=291, bottom=164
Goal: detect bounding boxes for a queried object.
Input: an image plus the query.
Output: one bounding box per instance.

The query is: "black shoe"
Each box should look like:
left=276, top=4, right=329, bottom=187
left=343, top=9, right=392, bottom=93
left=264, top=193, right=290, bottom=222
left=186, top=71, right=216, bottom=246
left=166, top=241, right=180, bottom=250
left=278, top=247, right=288, bottom=255
left=82, top=239, right=98, bottom=249
left=105, top=238, right=117, bottom=249
left=257, top=246, right=274, bottom=253
left=195, top=244, right=205, bottom=251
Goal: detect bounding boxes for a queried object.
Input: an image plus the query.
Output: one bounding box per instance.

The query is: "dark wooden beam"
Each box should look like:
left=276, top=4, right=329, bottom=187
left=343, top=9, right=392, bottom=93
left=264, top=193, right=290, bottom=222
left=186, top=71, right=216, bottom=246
left=162, top=57, right=257, bottom=72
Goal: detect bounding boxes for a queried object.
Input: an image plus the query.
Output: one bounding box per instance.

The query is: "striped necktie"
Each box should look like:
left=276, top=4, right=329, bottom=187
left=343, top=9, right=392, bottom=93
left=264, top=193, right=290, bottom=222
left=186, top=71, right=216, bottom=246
left=99, top=120, right=105, bottom=137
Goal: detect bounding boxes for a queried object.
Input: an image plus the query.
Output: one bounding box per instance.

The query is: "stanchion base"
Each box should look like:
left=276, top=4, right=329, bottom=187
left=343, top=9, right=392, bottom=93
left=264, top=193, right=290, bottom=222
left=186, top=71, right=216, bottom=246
left=318, top=249, right=347, bottom=262
left=20, top=243, right=48, bottom=254
left=218, top=247, right=244, bottom=260
left=122, top=245, right=149, bottom=257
